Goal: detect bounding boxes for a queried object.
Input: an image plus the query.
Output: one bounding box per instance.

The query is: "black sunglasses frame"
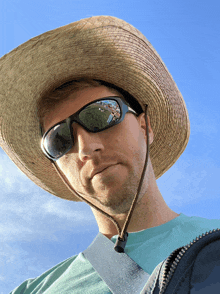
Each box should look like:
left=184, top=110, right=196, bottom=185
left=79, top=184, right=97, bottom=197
left=41, top=96, right=137, bottom=161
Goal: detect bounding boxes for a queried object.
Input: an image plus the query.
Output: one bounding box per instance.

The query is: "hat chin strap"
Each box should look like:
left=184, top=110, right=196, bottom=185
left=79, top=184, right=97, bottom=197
left=52, top=105, right=149, bottom=253
left=114, top=105, right=149, bottom=252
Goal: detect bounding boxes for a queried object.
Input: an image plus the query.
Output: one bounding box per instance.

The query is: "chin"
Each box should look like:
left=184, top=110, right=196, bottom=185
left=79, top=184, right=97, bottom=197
left=95, top=190, right=134, bottom=214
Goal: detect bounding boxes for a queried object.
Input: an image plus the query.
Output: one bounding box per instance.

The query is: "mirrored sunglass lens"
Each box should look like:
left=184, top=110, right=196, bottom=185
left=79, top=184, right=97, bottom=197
left=43, top=123, right=72, bottom=158
left=79, top=99, right=121, bottom=131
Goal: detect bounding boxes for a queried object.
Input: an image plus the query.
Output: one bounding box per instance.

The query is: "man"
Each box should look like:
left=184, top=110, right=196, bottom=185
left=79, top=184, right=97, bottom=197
left=1, top=16, right=220, bottom=293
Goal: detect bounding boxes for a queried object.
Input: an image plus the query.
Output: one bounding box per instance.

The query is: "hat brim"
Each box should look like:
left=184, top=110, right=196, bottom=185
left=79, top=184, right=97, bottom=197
left=0, top=16, right=190, bottom=201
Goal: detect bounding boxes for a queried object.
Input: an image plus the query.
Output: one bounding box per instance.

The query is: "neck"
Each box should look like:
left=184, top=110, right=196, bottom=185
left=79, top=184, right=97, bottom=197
left=91, top=173, right=179, bottom=239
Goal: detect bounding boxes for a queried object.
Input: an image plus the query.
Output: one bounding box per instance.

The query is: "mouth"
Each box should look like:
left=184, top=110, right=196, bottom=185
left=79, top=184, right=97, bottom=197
left=90, top=164, right=118, bottom=179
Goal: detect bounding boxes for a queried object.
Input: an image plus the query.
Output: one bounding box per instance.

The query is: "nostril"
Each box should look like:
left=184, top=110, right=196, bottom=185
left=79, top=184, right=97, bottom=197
left=82, top=155, right=88, bottom=161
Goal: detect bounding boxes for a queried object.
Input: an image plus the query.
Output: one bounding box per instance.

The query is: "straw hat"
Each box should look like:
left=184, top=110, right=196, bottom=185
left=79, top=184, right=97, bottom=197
left=0, top=16, right=190, bottom=202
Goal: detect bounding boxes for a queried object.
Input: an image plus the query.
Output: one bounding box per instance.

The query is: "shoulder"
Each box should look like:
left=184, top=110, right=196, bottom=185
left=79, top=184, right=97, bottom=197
left=10, top=252, right=109, bottom=294
left=176, top=213, right=220, bottom=241
left=180, top=214, right=220, bottom=229
left=10, top=254, right=79, bottom=293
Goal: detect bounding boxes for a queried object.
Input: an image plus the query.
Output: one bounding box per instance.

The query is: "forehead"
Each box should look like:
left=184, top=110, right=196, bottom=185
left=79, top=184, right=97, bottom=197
left=43, top=85, right=123, bottom=133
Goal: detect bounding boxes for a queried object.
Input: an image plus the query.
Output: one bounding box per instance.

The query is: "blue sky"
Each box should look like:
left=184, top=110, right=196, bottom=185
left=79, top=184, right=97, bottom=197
left=1, top=0, right=220, bottom=293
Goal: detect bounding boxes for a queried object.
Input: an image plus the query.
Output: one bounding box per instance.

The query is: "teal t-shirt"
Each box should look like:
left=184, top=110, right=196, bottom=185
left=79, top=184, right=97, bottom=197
left=10, top=213, right=220, bottom=293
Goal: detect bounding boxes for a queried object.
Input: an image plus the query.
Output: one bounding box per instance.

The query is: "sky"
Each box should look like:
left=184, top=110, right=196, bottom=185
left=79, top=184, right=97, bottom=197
left=0, top=0, right=220, bottom=293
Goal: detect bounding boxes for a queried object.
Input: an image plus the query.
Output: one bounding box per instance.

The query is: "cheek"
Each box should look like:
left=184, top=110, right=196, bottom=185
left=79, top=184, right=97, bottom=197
left=56, top=156, right=81, bottom=186
left=116, top=116, right=146, bottom=158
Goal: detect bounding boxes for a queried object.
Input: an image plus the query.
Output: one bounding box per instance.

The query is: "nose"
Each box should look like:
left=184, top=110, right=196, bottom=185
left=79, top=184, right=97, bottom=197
left=75, top=124, right=104, bottom=162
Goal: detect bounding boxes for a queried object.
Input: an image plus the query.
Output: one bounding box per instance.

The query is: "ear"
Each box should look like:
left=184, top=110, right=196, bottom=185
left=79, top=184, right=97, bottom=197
left=136, top=113, right=154, bottom=145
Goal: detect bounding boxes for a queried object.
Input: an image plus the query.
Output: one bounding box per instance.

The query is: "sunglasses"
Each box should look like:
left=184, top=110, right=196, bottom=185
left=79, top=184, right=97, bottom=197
left=41, top=96, right=137, bottom=161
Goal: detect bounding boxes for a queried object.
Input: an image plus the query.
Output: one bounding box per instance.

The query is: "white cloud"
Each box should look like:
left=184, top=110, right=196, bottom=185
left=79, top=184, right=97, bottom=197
left=0, top=150, right=96, bottom=245
left=41, top=198, right=92, bottom=221
left=0, top=193, right=95, bottom=242
left=0, top=151, right=33, bottom=194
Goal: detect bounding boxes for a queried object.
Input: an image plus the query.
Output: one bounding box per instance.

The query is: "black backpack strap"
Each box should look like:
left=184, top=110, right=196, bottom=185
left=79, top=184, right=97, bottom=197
left=82, top=232, right=150, bottom=294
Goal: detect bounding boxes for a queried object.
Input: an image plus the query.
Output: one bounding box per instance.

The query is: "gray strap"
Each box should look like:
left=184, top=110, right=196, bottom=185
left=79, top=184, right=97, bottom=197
left=82, top=232, right=150, bottom=294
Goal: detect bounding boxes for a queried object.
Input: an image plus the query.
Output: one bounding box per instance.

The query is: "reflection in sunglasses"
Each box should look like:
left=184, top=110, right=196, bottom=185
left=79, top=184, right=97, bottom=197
left=79, top=100, right=121, bottom=131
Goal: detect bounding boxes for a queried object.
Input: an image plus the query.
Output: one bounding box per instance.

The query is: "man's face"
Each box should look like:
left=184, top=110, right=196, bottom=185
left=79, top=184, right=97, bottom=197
left=43, top=86, right=153, bottom=214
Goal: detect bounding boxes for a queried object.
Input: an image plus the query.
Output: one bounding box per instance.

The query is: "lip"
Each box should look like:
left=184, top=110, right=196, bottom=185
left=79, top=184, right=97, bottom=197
left=90, top=164, right=117, bottom=179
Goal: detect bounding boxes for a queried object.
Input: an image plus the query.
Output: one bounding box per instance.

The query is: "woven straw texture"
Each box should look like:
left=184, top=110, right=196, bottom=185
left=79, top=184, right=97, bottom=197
left=0, top=16, right=190, bottom=201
